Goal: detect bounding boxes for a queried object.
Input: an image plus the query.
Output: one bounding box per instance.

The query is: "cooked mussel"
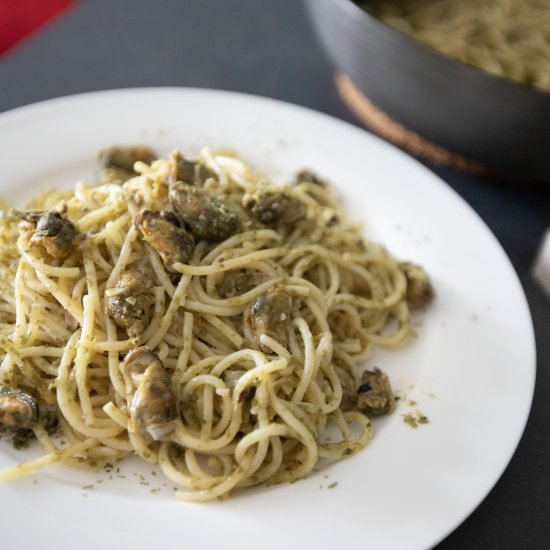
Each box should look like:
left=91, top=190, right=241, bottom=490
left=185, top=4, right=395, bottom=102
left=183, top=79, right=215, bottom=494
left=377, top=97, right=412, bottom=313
left=0, top=387, right=39, bottom=435
left=105, top=271, right=154, bottom=338
left=169, top=182, right=240, bottom=242
left=123, top=347, right=178, bottom=442
left=134, top=209, right=194, bottom=269
left=356, top=368, right=395, bottom=416
left=168, top=151, right=216, bottom=186
left=98, top=145, right=157, bottom=172
left=19, top=211, right=81, bottom=259
left=248, top=189, right=306, bottom=226
left=400, top=262, right=435, bottom=307
left=244, top=287, right=293, bottom=353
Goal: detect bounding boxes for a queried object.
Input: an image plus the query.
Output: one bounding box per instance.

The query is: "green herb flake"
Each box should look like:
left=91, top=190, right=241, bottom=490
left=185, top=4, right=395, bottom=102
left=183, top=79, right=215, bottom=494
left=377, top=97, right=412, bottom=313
left=417, top=413, right=429, bottom=424
left=82, top=484, right=94, bottom=490
left=402, top=413, right=418, bottom=428
left=328, top=482, right=338, bottom=489
left=402, top=410, right=429, bottom=428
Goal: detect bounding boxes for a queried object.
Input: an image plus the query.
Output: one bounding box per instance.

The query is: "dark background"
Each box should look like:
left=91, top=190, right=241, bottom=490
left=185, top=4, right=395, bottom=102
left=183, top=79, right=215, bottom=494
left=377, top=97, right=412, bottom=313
left=1, top=1, right=548, bottom=547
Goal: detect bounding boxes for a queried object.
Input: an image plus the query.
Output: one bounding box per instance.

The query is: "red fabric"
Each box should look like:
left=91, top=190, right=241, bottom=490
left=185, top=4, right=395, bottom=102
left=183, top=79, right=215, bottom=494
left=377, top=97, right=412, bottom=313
left=0, top=0, right=75, bottom=55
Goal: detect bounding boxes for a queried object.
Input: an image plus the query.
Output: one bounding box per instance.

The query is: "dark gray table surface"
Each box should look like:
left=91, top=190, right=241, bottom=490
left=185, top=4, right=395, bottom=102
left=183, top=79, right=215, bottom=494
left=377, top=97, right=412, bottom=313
left=1, top=1, right=548, bottom=548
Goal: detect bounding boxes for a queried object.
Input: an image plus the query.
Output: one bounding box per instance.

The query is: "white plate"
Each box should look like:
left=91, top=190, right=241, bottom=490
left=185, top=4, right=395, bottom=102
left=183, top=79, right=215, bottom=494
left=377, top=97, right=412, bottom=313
left=0, top=89, right=535, bottom=550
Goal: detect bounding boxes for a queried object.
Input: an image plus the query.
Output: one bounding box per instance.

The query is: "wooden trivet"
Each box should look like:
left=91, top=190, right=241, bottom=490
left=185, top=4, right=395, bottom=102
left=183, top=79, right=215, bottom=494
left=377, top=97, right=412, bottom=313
left=335, top=72, right=489, bottom=176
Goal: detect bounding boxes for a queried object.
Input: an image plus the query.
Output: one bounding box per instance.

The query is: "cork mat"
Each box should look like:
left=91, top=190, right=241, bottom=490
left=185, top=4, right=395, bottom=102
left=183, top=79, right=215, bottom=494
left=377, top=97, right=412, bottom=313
left=335, top=73, right=490, bottom=176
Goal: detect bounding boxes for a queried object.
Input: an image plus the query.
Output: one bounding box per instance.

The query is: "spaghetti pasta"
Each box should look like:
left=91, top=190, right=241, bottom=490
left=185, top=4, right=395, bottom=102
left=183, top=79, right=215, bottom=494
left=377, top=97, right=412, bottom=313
left=365, top=0, right=550, bottom=92
left=0, top=146, right=433, bottom=501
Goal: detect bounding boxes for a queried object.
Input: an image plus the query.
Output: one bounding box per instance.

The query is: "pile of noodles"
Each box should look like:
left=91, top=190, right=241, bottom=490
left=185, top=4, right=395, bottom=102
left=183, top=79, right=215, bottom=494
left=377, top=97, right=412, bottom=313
left=366, top=0, right=550, bottom=92
left=0, top=148, right=415, bottom=501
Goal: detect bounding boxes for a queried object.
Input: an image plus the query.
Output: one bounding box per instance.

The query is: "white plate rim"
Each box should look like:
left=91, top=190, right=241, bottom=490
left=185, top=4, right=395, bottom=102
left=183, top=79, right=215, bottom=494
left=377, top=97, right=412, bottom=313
left=0, top=87, right=536, bottom=550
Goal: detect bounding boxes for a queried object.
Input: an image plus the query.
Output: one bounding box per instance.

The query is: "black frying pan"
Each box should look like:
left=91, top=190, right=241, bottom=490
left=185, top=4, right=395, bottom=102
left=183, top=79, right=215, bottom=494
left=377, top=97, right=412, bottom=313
left=304, top=0, right=550, bottom=182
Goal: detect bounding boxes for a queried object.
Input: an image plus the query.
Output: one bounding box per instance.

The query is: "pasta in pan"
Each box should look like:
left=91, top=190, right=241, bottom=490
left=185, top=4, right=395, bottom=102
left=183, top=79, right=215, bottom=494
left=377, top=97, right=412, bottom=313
left=0, top=146, right=433, bottom=501
left=365, top=0, right=550, bottom=92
